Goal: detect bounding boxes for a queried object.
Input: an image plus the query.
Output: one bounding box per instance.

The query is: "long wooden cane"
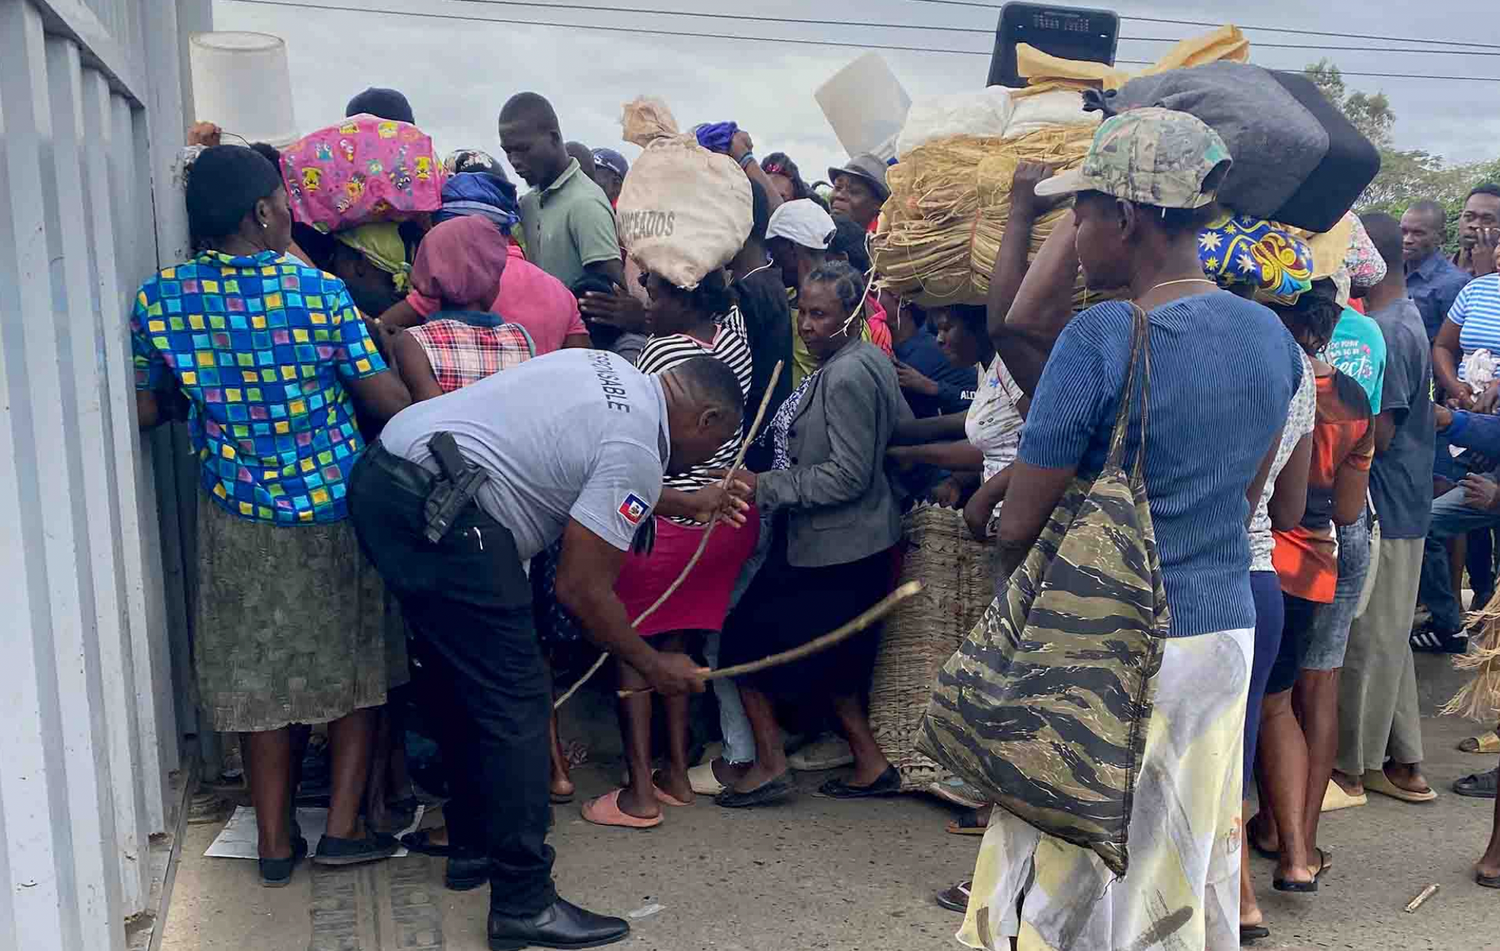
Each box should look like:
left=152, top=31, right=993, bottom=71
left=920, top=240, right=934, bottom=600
left=616, top=580, right=923, bottom=699
left=552, top=360, right=784, bottom=710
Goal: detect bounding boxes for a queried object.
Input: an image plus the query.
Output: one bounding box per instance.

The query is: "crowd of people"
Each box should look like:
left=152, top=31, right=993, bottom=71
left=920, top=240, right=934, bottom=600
left=129, top=81, right=1500, bottom=951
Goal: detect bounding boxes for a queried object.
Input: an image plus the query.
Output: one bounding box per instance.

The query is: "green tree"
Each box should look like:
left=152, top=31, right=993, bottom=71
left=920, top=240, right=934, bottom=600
left=1305, top=59, right=1395, bottom=148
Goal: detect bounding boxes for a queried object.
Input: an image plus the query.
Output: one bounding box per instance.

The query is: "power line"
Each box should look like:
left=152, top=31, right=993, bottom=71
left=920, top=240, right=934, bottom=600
left=902, top=0, right=1500, bottom=50
left=455, top=0, right=1500, bottom=55
left=226, top=0, right=1500, bottom=81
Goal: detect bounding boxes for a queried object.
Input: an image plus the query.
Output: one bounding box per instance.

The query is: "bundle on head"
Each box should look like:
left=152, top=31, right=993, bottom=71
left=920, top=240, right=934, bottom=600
left=870, top=126, right=1097, bottom=308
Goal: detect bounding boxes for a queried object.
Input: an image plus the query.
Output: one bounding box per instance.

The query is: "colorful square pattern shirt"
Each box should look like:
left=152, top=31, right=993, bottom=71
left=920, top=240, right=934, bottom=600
left=130, top=250, right=387, bottom=525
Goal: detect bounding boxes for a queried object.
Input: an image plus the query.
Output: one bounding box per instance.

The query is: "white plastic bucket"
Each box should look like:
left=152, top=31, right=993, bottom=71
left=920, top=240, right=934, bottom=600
left=189, top=32, right=299, bottom=148
left=815, top=53, right=911, bottom=162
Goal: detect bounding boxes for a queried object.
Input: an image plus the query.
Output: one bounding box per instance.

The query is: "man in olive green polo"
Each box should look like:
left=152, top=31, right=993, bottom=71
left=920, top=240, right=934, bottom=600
left=498, top=93, right=625, bottom=291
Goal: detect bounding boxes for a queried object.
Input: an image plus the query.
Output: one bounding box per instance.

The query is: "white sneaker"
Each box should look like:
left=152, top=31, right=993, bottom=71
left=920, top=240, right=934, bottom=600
left=788, top=735, right=854, bottom=771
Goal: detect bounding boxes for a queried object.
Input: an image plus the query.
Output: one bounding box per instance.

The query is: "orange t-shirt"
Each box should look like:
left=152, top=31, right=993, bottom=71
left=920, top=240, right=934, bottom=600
left=1272, top=370, right=1374, bottom=602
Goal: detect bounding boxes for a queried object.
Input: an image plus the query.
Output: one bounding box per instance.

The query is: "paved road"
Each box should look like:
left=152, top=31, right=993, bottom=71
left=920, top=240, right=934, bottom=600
left=160, top=655, right=1500, bottom=950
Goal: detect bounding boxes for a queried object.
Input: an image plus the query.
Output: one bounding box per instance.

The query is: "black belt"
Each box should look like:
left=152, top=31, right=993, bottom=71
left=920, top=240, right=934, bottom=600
left=366, top=435, right=489, bottom=544
left=364, top=442, right=437, bottom=497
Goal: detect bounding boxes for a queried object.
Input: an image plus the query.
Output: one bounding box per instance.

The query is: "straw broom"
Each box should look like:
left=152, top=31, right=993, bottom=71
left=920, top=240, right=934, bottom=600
left=1441, top=586, right=1500, bottom=720
left=553, top=360, right=783, bottom=709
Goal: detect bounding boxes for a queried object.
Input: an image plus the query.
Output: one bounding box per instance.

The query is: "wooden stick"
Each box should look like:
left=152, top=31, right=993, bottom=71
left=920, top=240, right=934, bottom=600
left=1405, top=883, right=1439, bottom=913
left=617, top=580, right=924, bottom=698
left=553, top=361, right=784, bottom=710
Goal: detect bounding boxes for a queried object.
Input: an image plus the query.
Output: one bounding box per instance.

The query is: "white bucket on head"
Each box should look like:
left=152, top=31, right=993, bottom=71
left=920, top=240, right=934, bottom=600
left=189, top=32, right=299, bottom=148
left=815, top=53, right=911, bottom=163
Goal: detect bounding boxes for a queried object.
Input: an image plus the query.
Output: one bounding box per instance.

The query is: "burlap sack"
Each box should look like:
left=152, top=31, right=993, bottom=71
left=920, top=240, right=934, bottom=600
left=615, top=97, right=751, bottom=290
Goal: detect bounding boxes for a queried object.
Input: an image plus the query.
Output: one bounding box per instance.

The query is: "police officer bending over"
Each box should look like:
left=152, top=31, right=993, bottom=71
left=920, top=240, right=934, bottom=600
left=348, top=349, right=746, bottom=950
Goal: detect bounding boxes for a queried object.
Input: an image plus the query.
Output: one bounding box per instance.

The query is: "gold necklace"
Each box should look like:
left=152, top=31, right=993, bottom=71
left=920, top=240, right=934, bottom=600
left=1145, top=278, right=1217, bottom=294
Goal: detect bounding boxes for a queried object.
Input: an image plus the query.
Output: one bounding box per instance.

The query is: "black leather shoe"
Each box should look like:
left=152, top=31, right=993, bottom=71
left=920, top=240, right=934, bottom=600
left=487, top=897, right=630, bottom=950
left=445, top=852, right=494, bottom=892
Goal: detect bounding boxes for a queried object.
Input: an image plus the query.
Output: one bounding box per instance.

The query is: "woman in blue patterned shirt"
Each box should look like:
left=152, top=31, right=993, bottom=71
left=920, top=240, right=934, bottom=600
left=132, top=146, right=411, bottom=884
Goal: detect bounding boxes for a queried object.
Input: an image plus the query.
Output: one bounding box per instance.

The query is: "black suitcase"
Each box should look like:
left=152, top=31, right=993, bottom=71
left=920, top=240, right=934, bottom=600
left=1268, top=70, right=1381, bottom=233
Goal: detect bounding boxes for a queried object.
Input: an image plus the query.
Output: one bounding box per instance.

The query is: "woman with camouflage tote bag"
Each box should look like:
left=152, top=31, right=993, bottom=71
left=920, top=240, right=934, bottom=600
left=928, top=110, right=1305, bottom=951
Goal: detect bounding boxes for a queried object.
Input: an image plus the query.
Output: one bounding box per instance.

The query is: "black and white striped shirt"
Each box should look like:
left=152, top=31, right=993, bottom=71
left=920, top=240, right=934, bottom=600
left=636, top=307, right=753, bottom=523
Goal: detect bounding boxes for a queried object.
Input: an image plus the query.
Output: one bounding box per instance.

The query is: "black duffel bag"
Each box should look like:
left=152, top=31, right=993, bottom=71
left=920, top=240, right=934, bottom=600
left=1267, top=69, right=1381, bottom=233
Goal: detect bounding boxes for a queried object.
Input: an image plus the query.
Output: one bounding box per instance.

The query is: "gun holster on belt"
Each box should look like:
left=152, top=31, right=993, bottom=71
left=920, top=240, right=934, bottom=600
left=422, top=431, right=489, bottom=544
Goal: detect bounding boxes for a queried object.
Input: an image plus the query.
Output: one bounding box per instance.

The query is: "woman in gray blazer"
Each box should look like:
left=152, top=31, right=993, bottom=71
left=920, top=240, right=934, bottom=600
left=714, top=261, right=912, bottom=808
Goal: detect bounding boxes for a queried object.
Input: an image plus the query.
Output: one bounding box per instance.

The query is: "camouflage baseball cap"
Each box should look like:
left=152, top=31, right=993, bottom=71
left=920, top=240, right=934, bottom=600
left=1034, top=107, right=1232, bottom=209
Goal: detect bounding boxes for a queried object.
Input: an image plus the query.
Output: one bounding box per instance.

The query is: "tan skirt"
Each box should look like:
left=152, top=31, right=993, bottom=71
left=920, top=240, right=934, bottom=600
left=193, top=493, right=407, bottom=733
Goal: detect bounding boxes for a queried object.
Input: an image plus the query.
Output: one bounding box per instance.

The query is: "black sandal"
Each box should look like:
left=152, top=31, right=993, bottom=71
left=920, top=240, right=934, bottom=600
left=312, top=831, right=398, bottom=867
left=1454, top=767, right=1500, bottom=799
left=1240, top=923, right=1270, bottom=944
left=716, top=772, right=797, bottom=808
left=1272, top=876, right=1317, bottom=894
left=259, top=835, right=308, bottom=888
left=818, top=766, right=901, bottom=800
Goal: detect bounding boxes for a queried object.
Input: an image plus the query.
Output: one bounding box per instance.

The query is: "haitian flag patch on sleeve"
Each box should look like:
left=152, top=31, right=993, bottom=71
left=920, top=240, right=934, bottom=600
left=618, top=492, right=649, bottom=526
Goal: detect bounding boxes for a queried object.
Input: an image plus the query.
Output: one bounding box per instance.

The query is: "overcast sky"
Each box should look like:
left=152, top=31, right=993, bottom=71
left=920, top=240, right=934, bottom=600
left=209, top=0, right=1500, bottom=194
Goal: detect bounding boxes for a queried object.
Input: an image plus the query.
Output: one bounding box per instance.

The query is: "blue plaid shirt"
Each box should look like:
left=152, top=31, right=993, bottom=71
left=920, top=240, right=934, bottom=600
left=131, top=250, right=387, bottom=524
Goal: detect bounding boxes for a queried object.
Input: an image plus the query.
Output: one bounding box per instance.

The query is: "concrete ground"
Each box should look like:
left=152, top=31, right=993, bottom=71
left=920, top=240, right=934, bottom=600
left=159, top=654, right=1500, bottom=951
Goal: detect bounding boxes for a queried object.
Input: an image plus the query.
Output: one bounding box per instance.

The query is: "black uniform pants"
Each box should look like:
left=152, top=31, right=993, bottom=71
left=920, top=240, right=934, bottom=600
left=348, top=445, right=556, bottom=916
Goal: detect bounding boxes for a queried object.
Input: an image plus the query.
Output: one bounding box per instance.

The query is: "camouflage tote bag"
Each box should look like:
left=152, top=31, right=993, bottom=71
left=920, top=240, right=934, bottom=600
left=918, top=301, right=1169, bottom=877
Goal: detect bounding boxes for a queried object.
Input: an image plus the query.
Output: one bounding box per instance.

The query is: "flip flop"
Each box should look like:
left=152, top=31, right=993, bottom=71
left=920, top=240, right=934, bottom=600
left=817, top=766, right=901, bottom=800
left=935, top=880, right=971, bottom=913
left=1320, top=779, right=1368, bottom=812
left=946, top=808, right=989, bottom=836
left=1478, top=870, right=1500, bottom=889
left=651, top=771, right=693, bottom=807
left=1310, top=847, right=1332, bottom=883
left=1272, top=876, right=1317, bottom=894
left=1362, top=769, right=1438, bottom=803
left=580, top=790, right=663, bottom=829
left=688, top=762, right=727, bottom=796
left=1240, top=924, right=1270, bottom=944
left=1459, top=732, right=1500, bottom=754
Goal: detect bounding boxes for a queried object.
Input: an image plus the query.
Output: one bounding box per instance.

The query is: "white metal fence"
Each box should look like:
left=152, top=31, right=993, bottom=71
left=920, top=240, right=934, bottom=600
left=0, top=0, right=206, bottom=947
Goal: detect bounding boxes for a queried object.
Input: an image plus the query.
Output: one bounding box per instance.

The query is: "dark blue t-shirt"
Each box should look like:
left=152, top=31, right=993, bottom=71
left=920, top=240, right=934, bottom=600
left=1020, top=292, right=1302, bottom=637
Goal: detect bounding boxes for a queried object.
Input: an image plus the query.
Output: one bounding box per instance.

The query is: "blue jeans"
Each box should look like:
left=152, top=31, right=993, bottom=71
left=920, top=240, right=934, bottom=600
left=707, top=512, right=776, bottom=765
left=1303, top=517, right=1371, bottom=670
left=1419, top=486, right=1500, bottom=633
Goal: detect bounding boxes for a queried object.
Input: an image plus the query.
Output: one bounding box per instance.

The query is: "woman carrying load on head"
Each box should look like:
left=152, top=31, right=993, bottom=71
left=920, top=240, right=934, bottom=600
left=958, top=110, right=1303, bottom=951
left=579, top=270, right=759, bottom=829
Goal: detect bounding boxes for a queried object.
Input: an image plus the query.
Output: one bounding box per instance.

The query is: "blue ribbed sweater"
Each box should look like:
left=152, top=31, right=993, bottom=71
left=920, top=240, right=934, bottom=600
left=1020, top=292, right=1303, bottom=637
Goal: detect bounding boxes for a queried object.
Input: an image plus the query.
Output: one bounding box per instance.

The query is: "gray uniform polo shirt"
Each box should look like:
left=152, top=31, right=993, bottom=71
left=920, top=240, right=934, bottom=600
left=378, top=349, right=669, bottom=560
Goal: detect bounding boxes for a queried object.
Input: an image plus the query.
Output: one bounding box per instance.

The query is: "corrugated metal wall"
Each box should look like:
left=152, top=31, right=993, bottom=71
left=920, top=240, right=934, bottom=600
left=0, top=0, right=205, bottom=947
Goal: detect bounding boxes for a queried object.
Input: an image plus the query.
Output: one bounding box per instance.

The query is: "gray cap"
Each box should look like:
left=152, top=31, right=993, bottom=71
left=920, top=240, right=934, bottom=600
left=828, top=153, right=890, bottom=201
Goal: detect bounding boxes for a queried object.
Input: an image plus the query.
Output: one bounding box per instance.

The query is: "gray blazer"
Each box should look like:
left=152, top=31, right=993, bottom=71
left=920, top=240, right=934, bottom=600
left=757, top=341, right=912, bottom=568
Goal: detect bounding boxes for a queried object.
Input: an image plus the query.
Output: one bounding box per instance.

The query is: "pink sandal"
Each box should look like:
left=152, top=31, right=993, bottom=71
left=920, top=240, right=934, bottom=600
left=652, top=771, right=693, bottom=807
left=581, top=790, right=663, bottom=829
